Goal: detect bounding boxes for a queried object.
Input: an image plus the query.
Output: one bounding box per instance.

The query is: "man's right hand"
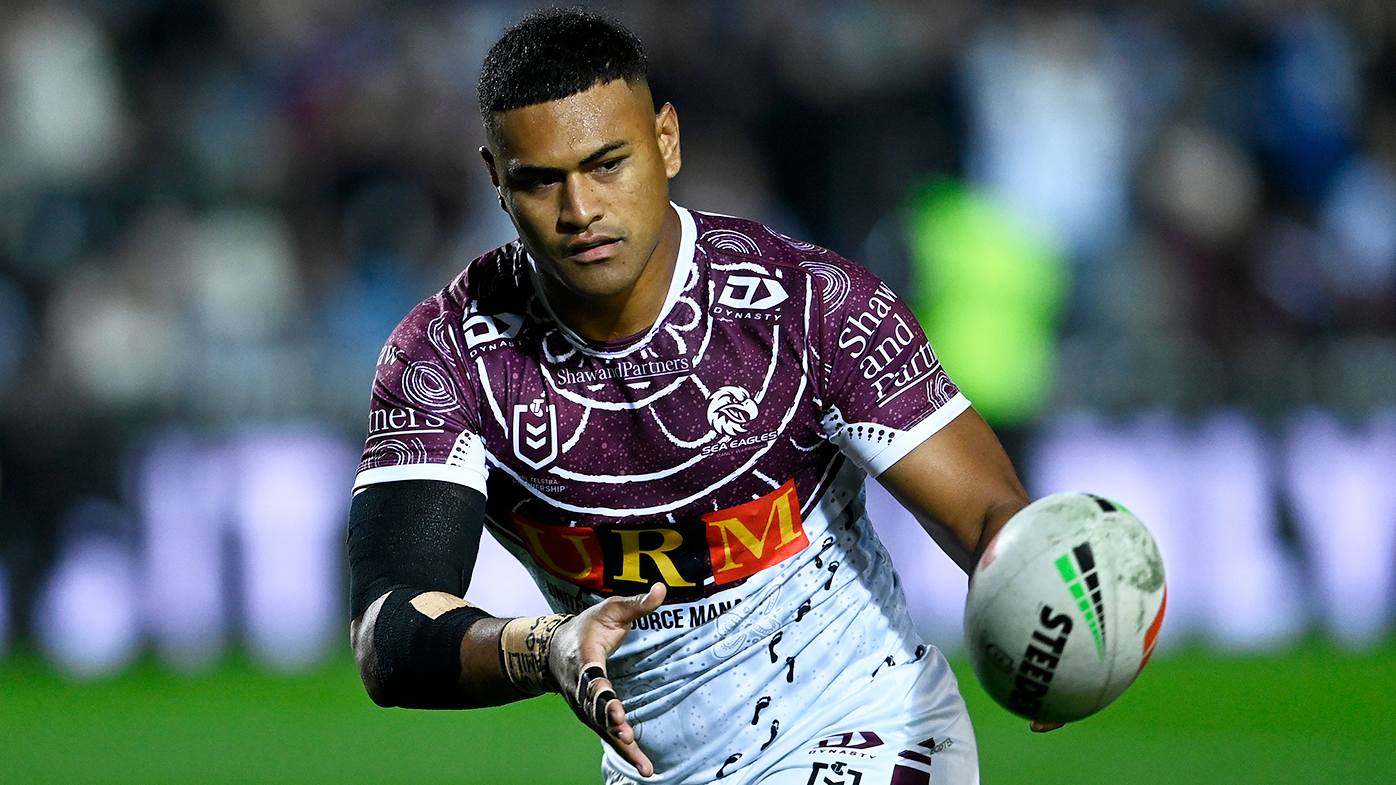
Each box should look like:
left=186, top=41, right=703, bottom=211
left=548, top=583, right=667, bottom=778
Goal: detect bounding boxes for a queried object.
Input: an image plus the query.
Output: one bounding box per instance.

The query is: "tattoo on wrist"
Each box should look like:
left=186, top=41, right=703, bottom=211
left=500, top=614, right=573, bottom=695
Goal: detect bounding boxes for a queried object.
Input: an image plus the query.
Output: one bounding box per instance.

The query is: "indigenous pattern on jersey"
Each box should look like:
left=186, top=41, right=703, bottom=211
left=356, top=207, right=970, bottom=784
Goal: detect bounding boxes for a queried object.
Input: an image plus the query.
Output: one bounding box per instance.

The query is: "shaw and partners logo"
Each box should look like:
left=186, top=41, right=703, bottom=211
left=511, top=481, right=809, bottom=600
left=836, top=282, right=943, bottom=407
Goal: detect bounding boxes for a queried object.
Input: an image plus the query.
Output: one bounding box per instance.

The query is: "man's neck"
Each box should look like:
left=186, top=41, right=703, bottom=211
left=545, top=207, right=682, bottom=344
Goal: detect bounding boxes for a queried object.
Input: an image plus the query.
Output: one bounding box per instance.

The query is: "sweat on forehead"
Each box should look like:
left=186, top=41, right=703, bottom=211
left=478, top=7, right=649, bottom=120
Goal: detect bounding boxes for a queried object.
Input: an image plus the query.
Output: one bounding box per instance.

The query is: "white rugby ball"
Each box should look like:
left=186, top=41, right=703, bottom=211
left=964, top=492, right=1166, bottom=724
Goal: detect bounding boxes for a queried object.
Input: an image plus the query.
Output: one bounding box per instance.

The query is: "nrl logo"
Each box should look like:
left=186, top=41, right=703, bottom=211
left=512, top=398, right=558, bottom=469
left=707, top=386, right=759, bottom=437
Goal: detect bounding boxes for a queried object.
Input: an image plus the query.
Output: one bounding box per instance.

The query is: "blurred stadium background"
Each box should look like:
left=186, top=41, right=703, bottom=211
left=1, top=0, right=1394, bottom=781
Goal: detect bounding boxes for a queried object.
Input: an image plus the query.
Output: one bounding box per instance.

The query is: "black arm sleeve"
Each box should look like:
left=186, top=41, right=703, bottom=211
left=346, top=479, right=487, bottom=619
left=346, top=480, right=494, bottom=709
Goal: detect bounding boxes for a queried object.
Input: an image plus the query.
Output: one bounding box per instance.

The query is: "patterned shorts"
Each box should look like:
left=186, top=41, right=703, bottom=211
left=748, top=648, right=979, bottom=785
left=606, top=645, right=980, bottom=785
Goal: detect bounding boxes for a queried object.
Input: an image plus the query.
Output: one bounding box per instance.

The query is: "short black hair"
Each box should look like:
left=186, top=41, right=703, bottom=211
left=478, top=7, right=648, bottom=121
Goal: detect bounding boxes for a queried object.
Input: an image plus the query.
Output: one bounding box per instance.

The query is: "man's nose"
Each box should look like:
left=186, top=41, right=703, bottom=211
left=557, top=173, right=603, bottom=231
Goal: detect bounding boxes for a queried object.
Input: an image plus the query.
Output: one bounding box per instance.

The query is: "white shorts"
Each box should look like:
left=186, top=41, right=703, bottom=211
left=748, top=647, right=979, bottom=785
left=609, top=645, right=979, bottom=785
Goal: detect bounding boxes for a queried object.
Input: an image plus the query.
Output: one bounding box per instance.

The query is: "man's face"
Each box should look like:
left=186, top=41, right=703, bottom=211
left=482, top=79, right=681, bottom=305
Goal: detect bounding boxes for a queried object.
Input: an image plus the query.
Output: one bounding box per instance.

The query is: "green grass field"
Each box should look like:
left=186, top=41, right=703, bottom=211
left=2, top=638, right=1393, bottom=784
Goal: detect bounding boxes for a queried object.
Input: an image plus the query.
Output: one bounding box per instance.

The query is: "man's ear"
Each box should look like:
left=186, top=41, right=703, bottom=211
left=479, top=146, right=508, bottom=213
left=479, top=145, right=500, bottom=186
left=656, top=103, right=681, bottom=180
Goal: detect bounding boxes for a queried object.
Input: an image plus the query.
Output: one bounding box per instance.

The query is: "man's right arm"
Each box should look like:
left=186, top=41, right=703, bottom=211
left=345, top=479, right=665, bottom=775
left=347, top=479, right=525, bottom=708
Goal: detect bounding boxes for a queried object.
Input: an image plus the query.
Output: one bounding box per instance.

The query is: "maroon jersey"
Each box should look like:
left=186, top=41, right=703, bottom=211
left=356, top=207, right=968, bottom=782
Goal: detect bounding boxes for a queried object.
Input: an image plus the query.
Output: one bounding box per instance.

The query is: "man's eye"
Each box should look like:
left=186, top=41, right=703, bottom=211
left=596, top=158, right=623, bottom=173
left=507, top=168, right=562, bottom=190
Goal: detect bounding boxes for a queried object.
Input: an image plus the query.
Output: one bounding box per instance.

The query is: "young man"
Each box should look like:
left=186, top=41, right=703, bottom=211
left=347, top=9, right=1045, bottom=785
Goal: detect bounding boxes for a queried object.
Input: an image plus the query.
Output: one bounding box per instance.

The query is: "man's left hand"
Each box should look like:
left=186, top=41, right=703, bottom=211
left=548, top=583, right=668, bottom=777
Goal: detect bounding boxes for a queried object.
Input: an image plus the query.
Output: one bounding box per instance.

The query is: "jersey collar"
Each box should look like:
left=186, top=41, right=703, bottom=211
left=524, top=203, right=696, bottom=358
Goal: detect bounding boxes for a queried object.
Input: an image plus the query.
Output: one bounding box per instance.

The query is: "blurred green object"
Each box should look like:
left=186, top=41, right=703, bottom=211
left=1, top=639, right=1393, bottom=783
left=906, top=181, right=1069, bottom=427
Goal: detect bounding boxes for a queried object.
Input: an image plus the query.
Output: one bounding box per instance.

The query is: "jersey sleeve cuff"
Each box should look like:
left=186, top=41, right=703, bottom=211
left=352, top=463, right=489, bottom=497
left=866, top=392, right=972, bottom=477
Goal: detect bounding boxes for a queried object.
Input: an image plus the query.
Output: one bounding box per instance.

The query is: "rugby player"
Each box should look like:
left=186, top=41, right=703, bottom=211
left=348, top=9, right=1051, bottom=784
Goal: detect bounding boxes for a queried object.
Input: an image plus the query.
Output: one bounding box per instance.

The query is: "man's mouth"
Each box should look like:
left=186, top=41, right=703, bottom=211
left=565, top=235, right=621, bottom=263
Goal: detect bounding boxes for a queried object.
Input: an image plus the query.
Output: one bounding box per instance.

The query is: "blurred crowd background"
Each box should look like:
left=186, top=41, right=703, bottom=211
left=1, top=0, right=1394, bottom=678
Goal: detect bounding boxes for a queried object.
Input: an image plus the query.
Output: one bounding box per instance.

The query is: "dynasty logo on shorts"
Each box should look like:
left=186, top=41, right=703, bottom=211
left=512, top=481, right=809, bottom=599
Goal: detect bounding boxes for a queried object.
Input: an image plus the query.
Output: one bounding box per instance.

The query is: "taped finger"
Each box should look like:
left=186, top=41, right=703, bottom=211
left=592, top=689, right=618, bottom=729
left=573, top=663, right=617, bottom=730
left=576, top=664, right=606, bottom=701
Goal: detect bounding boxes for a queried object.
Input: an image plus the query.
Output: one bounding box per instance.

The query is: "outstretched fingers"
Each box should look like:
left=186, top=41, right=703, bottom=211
left=577, top=661, right=652, bottom=776
left=578, top=664, right=617, bottom=728
left=606, top=696, right=635, bottom=744
left=552, top=584, right=668, bottom=779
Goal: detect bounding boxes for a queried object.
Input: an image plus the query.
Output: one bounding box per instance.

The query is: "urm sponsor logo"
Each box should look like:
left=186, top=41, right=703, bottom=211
left=511, top=481, right=809, bottom=599
left=806, top=762, right=863, bottom=785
